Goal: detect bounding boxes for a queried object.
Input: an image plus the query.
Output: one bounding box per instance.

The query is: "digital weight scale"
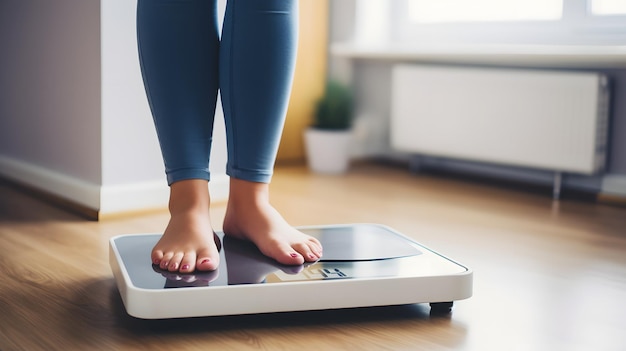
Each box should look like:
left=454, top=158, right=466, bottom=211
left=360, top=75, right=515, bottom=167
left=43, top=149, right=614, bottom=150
left=110, top=223, right=473, bottom=319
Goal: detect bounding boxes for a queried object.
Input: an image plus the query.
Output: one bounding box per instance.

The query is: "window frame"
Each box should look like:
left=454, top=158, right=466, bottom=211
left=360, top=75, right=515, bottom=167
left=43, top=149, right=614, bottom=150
left=388, top=0, right=626, bottom=46
left=406, top=0, right=564, bottom=24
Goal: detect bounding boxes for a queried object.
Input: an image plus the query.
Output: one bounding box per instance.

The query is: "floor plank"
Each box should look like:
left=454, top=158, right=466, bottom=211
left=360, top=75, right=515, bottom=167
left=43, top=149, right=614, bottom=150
left=0, top=162, right=625, bottom=351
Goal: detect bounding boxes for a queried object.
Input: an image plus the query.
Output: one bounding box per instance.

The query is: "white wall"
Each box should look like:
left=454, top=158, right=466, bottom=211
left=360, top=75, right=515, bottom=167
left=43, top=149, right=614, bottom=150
left=0, top=0, right=103, bottom=208
left=101, top=0, right=162, bottom=187
left=0, top=0, right=102, bottom=183
left=0, top=0, right=229, bottom=216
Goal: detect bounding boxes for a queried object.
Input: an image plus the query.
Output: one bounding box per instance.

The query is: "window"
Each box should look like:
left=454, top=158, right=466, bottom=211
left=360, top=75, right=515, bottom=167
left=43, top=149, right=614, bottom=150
left=591, top=0, right=626, bottom=15
left=408, top=0, right=563, bottom=23
left=388, top=0, right=626, bottom=46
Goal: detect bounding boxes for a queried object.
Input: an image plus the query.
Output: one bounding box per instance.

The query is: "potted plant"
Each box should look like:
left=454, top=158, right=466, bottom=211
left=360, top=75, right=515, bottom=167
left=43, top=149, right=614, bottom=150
left=304, top=80, right=353, bottom=174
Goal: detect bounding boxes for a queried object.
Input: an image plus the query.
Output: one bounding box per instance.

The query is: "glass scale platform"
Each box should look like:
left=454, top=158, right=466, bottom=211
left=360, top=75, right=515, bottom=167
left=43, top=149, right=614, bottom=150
left=110, top=224, right=473, bottom=319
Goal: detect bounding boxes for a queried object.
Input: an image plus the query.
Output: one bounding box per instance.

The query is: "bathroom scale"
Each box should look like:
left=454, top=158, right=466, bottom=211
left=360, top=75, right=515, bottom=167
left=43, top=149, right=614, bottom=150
left=109, top=223, right=473, bottom=319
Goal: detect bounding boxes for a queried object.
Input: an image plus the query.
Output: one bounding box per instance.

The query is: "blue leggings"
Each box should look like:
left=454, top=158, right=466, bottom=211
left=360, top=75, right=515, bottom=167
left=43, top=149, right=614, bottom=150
left=137, top=0, right=298, bottom=185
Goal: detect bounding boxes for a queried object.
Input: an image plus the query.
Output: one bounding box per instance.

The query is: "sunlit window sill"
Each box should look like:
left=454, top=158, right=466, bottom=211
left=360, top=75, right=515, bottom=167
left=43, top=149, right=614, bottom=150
left=330, top=42, right=626, bottom=68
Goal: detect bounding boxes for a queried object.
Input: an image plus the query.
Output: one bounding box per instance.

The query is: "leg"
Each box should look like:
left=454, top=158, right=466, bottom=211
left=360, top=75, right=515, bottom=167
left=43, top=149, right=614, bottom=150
left=220, top=0, right=322, bottom=265
left=137, top=0, right=220, bottom=272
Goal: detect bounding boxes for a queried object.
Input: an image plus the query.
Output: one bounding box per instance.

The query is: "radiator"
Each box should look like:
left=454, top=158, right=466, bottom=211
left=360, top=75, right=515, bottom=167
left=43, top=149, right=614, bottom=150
left=390, top=65, right=609, bottom=175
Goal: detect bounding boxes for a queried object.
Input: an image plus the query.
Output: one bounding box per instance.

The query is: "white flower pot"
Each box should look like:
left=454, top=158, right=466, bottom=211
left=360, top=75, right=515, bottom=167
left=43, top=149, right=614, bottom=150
left=304, top=128, right=352, bottom=174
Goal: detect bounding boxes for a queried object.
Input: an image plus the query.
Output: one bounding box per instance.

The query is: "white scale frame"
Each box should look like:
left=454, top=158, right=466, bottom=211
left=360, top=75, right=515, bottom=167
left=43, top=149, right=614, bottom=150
left=110, top=224, right=473, bottom=319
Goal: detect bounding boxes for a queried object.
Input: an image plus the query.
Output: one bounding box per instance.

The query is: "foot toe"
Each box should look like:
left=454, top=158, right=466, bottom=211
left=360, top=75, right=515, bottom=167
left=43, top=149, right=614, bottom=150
left=196, top=248, right=219, bottom=271
left=179, top=253, right=196, bottom=273
left=274, top=243, right=305, bottom=265
left=159, top=252, right=174, bottom=270
left=167, top=252, right=185, bottom=272
left=292, top=242, right=320, bottom=262
left=284, top=252, right=305, bottom=265
left=151, top=250, right=164, bottom=265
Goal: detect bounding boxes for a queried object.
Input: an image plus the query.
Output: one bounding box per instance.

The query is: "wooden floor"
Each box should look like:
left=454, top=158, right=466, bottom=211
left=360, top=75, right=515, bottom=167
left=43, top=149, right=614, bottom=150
left=1, top=162, right=625, bottom=351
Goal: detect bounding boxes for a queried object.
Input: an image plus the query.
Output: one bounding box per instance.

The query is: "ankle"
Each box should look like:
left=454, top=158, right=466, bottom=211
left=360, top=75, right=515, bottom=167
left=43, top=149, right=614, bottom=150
left=168, top=179, right=211, bottom=214
left=228, top=177, right=270, bottom=209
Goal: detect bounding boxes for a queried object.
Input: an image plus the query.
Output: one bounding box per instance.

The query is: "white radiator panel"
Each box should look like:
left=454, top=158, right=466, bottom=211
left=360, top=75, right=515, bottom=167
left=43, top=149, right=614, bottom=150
left=391, top=65, right=609, bottom=174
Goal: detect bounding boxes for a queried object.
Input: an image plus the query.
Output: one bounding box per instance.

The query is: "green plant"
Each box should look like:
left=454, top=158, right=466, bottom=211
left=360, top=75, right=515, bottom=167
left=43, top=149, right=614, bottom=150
left=312, top=80, right=353, bottom=130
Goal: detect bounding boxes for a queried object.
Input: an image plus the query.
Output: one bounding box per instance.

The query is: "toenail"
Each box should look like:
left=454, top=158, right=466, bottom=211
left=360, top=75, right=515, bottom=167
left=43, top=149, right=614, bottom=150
left=290, top=253, right=299, bottom=258
left=201, top=259, right=211, bottom=264
left=182, top=264, right=190, bottom=270
left=153, top=259, right=160, bottom=265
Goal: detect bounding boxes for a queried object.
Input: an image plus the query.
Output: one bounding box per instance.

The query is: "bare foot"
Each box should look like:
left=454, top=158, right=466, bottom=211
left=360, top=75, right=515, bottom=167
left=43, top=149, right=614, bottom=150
left=222, top=178, right=323, bottom=265
left=151, top=180, right=220, bottom=273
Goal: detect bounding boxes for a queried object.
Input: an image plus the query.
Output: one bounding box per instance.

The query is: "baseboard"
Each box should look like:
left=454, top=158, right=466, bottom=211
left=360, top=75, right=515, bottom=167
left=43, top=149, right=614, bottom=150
left=0, top=155, right=230, bottom=219
left=602, top=174, right=626, bottom=197
left=99, top=173, right=229, bottom=217
left=0, top=155, right=101, bottom=211
left=0, top=176, right=100, bottom=220
left=383, top=155, right=626, bottom=202
left=208, top=173, right=230, bottom=204
left=99, top=180, right=169, bottom=217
